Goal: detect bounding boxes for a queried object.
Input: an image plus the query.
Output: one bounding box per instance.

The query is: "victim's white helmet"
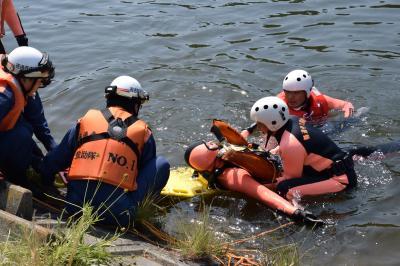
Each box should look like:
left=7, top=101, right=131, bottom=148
left=250, top=96, right=289, bottom=131
left=282, top=69, right=313, bottom=98
left=105, top=75, right=149, bottom=104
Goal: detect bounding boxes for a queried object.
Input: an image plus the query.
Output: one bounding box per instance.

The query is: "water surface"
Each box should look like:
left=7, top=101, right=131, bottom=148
left=5, top=1, right=400, bottom=264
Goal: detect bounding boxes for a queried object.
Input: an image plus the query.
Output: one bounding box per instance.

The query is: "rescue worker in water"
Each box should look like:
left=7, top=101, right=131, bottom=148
left=242, top=69, right=355, bottom=139
left=185, top=96, right=357, bottom=224
left=250, top=96, right=357, bottom=202
left=40, top=76, right=170, bottom=227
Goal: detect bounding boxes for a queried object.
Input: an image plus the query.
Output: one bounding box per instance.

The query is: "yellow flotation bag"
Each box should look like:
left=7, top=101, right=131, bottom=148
left=161, top=167, right=218, bottom=198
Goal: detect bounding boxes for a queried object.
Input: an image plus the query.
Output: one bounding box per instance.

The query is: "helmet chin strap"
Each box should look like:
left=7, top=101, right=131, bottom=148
left=132, top=102, right=142, bottom=116
left=264, top=129, right=274, bottom=149
left=17, top=77, right=36, bottom=97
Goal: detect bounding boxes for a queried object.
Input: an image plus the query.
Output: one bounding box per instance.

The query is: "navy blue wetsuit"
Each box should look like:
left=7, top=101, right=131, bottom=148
left=0, top=87, right=56, bottom=184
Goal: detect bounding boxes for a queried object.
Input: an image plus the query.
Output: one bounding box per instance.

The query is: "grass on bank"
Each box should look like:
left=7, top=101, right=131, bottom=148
left=134, top=192, right=167, bottom=224
left=171, top=202, right=225, bottom=259
left=0, top=176, right=301, bottom=266
left=0, top=204, right=118, bottom=266
left=260, top=243, right=300, bottom=266
left=166, top=199, right=301, bottom=265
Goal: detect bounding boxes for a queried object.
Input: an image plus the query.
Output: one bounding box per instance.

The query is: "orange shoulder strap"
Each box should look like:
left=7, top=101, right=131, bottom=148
left=211, top=119, right=248, bottom=146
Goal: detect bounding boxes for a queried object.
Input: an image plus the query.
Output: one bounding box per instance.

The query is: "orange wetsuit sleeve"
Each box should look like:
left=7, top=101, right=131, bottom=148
left=3, top=0, right=24, bottom=36
left=218, top=167, right=297, bottom=215
left=279, top=131, right=307, bottom=180
left=144, top=127, right=152, bottom=143
left=324, top=95, right=354, bottom=118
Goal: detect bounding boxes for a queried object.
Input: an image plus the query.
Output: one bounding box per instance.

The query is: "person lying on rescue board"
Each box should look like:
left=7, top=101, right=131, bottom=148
left=185, top=96, right=359, bottom=225
left=184, top=122, right=324, bottom=225
left=39, top=76, right=170, bottom=228
left=242, top=69, right=354, bottom=139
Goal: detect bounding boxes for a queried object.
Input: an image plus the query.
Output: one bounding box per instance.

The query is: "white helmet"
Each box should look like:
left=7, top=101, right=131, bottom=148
left=282, top=69, right=313, bottom=98
left=105, top=75, right=149, bottom=104
left=1, top=46, right=54, bottom=86
left=250, top=96, right=289, bottom=131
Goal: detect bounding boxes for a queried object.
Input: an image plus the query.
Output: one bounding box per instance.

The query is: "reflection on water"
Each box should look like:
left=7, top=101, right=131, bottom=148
left=5, top=0, right=399, bottom=264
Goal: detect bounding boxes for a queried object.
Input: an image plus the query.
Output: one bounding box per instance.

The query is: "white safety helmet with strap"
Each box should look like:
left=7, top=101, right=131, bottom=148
left=282, top=69, right=313, bottom=98
left=105, top=75, right=149, bottom=104
left=250, top=96, right=289, bottom=132
left=1, top=46, right=55, bottom=87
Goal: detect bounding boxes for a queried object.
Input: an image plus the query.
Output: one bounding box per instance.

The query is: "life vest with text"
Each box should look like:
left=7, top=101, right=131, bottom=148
left=68, top=108, right=147, bottom=191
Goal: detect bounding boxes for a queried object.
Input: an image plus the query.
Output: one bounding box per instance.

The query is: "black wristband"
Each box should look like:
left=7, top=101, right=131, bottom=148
left=15, top=34, right=28, bottom=46
left=245, top=123, right=257, bottom=134
left=0, top=40, right=5, bottom=54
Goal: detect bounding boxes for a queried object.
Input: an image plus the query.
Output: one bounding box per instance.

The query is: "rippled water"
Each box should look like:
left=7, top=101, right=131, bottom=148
left=5, top=0, right=400, bottom=265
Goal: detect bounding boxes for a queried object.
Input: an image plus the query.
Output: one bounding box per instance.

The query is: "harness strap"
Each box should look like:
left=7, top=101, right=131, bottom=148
left=76, top=109, right=141, bottom=166
left=77, top=132, right=110, bottom=147
left=101, top=108, right=138, bottom=127
left=101, top=108, right=115, bottom=122
left=318, top=153, right=357, bottom=188
left=196, top=166, right=227, bottom=189
left=210, top=125, right=225, bottom=143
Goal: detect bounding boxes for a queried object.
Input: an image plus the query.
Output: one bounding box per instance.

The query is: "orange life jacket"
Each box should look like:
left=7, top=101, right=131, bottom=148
left=0, top=67, right=25, bottom=131
left=220, top=149, right=279, bottom=183
left=210, top=119, right=279, bottom=182
left=277, top=90, right=329, bottom=121
left=68, top=108, right=148, bottom=191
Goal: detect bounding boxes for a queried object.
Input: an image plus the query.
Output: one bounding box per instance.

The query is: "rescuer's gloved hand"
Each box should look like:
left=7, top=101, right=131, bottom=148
left=292, top=209, right=324, bottom=226
left=15, top=34, right=28, bottom=46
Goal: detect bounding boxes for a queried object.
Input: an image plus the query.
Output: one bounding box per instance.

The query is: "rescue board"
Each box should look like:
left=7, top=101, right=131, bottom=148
left=161, top=167, right=218, bottom=198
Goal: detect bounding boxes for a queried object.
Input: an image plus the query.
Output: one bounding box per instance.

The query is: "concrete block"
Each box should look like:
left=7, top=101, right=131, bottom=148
left=85, top=228, right=195, bottom=266
left=0, top=181, right=33, bottom=220
left=0, top=210, right=52, bottom=241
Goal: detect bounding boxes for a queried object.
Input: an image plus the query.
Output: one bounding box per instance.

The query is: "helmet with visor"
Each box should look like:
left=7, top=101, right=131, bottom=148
left=1, top=46, right=54, bottom=88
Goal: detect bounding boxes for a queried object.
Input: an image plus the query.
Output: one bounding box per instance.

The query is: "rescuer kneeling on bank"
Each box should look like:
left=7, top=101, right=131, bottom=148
left=40, top=76, right=170, bottom=227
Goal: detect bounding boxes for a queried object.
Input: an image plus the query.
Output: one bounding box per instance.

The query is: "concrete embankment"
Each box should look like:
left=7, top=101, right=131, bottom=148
left=0, top=182, right=198, bottom=266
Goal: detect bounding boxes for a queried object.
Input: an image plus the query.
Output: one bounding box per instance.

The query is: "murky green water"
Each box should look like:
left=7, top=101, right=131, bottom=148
left=5, top=0, right=400, bottom=264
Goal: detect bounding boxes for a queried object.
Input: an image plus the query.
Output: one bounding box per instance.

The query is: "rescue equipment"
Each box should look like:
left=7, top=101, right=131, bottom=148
left=282, top=69, right=313, bottom=97
left=211, top=119, right=248, bottom=146
left=1, top=46, right=54, bottom=87
left=68, top=108, right=146, bottom=191
left=186, top=119, right=281, bottom=185
left=105, top=75, right=149, bottom=104
left=161, top=167, right=219, bottom=197
left=221, top=148, right=278, bottom=183
left=0, top=67, right=25, bottom=131
left=250, top=96, right=289, bottom=132
left=212, top=119, right=280, bottom=182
